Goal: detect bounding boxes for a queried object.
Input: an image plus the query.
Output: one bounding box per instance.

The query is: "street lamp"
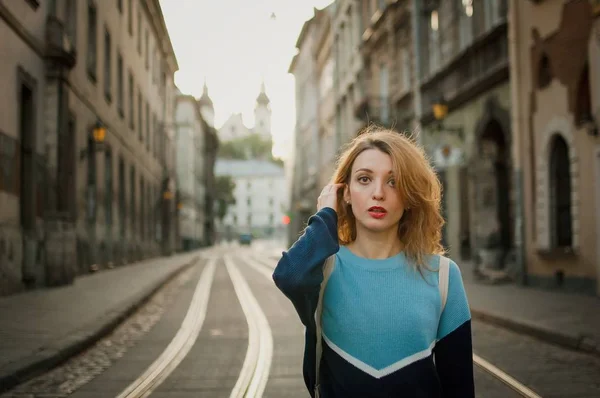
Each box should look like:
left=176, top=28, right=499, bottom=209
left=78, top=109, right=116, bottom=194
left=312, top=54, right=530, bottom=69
left=92, top=122, right=106, bottom=143
left=431, top=96, right=464, bottom=139
left=79, top=120, right=107, bottom=160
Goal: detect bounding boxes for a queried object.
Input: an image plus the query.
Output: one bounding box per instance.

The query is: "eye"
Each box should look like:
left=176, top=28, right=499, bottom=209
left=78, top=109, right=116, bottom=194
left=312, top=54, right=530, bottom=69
left=388, top=179, right=396, bottom=187
left=358, top=176, right=370, bottom=183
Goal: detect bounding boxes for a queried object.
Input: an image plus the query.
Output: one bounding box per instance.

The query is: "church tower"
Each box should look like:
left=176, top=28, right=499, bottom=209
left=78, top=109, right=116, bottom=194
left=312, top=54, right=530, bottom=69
left=254, top=81, right=271, bottom=138
left=197, top=80, right=214, bottom=127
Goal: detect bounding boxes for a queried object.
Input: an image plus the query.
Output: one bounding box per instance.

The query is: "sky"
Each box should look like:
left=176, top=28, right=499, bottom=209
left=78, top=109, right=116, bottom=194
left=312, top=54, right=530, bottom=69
left=159, top=0, right=334, bottom=160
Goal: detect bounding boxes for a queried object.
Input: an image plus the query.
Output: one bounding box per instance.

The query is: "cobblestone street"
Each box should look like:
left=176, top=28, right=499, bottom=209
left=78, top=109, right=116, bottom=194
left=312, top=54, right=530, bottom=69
left=1, top=243, right=599, bottom=397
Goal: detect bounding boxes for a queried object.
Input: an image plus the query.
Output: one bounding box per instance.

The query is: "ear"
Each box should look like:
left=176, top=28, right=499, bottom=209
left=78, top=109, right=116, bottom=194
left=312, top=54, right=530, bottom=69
left=343, top=183, right=351, bottom=204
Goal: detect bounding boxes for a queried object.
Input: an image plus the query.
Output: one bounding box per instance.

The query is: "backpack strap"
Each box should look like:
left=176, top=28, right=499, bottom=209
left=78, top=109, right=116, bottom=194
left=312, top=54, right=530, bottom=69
left=314, top=254, right=335, bottom=398
left=438, top=255, right=450, bottom=313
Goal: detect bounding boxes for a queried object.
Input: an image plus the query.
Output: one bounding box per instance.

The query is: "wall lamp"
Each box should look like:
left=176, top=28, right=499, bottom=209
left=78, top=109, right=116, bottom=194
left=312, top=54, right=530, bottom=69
left=431, top=96, right=464, bottom=140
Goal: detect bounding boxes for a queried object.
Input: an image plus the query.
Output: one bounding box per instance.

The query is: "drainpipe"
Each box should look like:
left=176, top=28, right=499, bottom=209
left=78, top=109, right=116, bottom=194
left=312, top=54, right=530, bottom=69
left=508, top=0, right=527, bottom=285
left=411, top=0, right=423, bottom=147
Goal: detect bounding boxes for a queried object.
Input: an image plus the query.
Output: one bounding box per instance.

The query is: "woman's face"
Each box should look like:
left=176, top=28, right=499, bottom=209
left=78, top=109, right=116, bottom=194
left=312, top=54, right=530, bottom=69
left=344, top=149, right=405, bottom=235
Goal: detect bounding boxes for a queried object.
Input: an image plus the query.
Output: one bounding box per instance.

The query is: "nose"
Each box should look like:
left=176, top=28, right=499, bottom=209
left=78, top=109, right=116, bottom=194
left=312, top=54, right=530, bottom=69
left=372, top=180, right=385, bottom=201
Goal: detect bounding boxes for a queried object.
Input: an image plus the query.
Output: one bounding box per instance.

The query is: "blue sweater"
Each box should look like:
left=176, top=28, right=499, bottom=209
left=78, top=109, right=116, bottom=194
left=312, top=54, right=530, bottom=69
left=273, top=208, right=475, bottom=397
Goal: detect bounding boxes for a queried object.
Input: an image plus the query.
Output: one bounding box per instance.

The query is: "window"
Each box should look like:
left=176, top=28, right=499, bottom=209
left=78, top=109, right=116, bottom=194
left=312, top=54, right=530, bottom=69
left=130, top=166, right=135, bottom=234
left=105, top=150, right=113, bottom=229
left=128, top=71, right=134, bottom=130
left=575, top=63, right=591, bottom=126
left=65, top=0, right=77, bottom=47
left=127, top=0, right=133, bottom=35
left=400, top=47, right=410, bottom=92
left=57, top=113, right=76, bottom=214
left=247, top=214, right=252, bottom=226
left=104, top=27, right=112, bottom=102
left=0, top=132, right=18, bottom=195
left=86, top=136, right=97, bottom=223
left=138, top=89, right=142, bottom=141
left=459, top=1, right=473, bottom=50
left=118, top=157, right=126, bottom=238
left=137, top=11, right=142, bottom=54
left=146, top=102, right=150, bottom=151
left=379, top=64, right=389, bottom=123
left=247, top=197, right=251, bottom=206
left=549, top=136, right=572, bottom=248
left=149, top=44, right=153, bottom=77
left=117, top=53, right=124, bottom=117
left=483, top=0, right=500, bottom=30
left=428, top=10, right=440, bottom=74
left=152, top=113, right=157, bottom=157
left=538, top=53, right=552, bottom=89
left=140, top=177, right=144, bottom=239
left=87, top=1, right=98, bottom=81
left=145, top=31, right=149, bottom=69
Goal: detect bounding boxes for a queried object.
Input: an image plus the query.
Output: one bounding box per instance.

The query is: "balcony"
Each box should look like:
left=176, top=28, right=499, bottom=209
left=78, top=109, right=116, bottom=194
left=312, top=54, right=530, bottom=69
left=45, top=15, right=76, bottom=69
left=420, top=21, right=509, bottom=124
left=354, top=96, right=413, bottom=131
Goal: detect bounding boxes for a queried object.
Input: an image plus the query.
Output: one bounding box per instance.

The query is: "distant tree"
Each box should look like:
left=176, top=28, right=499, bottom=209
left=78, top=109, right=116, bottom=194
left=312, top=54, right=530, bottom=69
left=217, top=134, right=282, bottom=166
left=214, top=175, right=236, bottom=221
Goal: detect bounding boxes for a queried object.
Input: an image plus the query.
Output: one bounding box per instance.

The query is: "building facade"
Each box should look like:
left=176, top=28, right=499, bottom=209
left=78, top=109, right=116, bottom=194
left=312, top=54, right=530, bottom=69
left=510, top=0, right=600, bottom=295
left=288, top=10, right=321, bottom=244
left=315, top=5, right=337, bottom=190
left=0, top=0, right=179, bottom=296
left=355, top=0, right=414, bottom=132
left=215, top=159, right=288, bottom=241
left=175, top=92, right=206, bottom=251
left=416, top=0, right=513, bottom=280
left=333, top=0, right=365, bottom=145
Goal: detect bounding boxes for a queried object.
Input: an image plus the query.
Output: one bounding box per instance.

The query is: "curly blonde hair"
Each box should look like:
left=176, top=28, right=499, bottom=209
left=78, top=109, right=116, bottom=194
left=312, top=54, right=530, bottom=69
left=331, top=125, right=445, bottom=269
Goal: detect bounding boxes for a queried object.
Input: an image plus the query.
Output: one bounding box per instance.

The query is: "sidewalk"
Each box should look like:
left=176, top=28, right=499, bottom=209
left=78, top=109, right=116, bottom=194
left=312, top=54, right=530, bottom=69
left=459, top=261, right=600, bottom=357
left=0, top=250, right=202, bottom=393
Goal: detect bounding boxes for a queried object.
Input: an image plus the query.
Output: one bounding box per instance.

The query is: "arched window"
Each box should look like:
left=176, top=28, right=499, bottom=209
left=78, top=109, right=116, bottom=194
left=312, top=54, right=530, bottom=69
left=549, top=135, right=572, bottom=248
left=538, top=53, right=552, bottom=89
left=575, top=63, right=591, bottom=126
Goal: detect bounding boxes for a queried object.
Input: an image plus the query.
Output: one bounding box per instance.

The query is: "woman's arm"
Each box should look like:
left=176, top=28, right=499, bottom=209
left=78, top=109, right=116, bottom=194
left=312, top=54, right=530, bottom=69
left=272, top=207, right=339, bottom=326
left=434, top=260, right=475, bottom=398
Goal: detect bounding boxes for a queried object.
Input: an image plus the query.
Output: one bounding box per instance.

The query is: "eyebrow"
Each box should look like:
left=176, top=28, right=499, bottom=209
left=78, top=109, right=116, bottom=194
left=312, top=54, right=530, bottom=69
left=354, top=168, right=393, bottom=174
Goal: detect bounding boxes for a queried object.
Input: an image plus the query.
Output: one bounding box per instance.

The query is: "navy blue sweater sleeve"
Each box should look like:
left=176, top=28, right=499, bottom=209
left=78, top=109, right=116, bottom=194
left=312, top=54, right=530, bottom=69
left=434, top=261, right=475, bottom=398
left=272, top=207, right=339, bottom=328
left=434, top=320, right=475, bottom=397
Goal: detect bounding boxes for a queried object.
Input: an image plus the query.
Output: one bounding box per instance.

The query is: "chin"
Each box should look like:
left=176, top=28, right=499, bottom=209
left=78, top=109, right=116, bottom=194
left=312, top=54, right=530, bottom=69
left=358, top=218, right=399, bottom=233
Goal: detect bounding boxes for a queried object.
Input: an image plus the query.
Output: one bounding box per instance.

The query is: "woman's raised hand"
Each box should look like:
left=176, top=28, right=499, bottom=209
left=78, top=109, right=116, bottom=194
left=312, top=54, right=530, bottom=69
left=317, top=183, right=345, bottom=213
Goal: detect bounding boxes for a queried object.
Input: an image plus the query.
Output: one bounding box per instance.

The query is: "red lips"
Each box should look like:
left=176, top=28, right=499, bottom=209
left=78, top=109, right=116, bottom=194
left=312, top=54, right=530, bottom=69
left=368, top=206, right=387, bottom=219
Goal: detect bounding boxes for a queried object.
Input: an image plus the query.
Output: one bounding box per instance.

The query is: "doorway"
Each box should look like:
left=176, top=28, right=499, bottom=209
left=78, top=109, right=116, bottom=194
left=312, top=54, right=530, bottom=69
left=474, top=119, right=511, bottom=268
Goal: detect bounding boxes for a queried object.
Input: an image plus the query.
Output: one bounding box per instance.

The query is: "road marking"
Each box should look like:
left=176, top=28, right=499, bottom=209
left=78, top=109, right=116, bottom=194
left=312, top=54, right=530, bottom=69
left=115, top=258, right=216, bottom=398
left=473, top=354, right=542, bottom=398
left=245, top=252, right=278, bottom=271
left=225, top=255, right=274, bottom=398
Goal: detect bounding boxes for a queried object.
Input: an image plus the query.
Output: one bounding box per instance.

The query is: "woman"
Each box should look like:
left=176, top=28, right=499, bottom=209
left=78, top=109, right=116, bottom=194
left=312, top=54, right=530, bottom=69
left=273, top=126, right=474, bottom=397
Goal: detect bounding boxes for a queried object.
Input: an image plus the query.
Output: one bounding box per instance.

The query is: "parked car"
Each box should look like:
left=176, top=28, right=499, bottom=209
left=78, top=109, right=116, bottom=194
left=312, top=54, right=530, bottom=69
left=238, top=233, right=253, bottom=245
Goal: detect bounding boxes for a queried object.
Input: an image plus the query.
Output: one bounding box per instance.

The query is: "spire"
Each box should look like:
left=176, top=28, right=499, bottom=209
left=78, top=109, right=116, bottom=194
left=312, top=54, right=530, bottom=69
left=256, top=81, right=270, bottom=106
left=198, top=78, right=213, bottom=108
